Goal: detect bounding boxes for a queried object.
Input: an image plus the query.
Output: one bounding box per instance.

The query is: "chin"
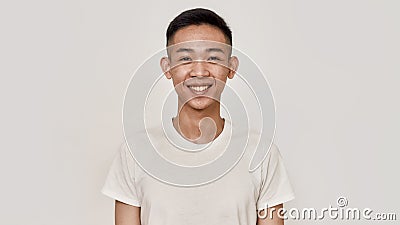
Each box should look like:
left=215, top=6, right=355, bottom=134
left=187, top=97, right=215, bottom=110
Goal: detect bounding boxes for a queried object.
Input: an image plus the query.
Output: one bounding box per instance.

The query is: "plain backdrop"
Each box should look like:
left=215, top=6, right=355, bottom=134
left=0, top=0, right=399, bottom=224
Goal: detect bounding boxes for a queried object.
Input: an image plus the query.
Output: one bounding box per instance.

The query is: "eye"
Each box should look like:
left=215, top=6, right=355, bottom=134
left=207, top=56, right=221, bottom=61
left=179, top=56, right=192, bottom=61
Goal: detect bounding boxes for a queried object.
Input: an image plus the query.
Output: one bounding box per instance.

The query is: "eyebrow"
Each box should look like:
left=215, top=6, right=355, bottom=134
left=175, top=48, right=195, bottom=53
left=175, top=47, right=225, bottom=53
left=206, top=48, right=225, bottom=53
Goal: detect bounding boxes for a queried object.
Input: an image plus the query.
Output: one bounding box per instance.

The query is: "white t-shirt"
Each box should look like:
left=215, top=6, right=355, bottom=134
left=101, top=118, right=295, bottom=225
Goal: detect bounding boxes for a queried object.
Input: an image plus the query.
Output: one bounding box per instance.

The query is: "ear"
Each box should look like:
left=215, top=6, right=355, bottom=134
left=227, top=56, right=239, bottom=79
left=160, top=57, right=172, bottom=79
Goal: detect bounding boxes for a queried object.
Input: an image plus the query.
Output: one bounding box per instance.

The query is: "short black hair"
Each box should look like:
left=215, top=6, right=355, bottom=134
left=166, top=8, right=232, bottom=46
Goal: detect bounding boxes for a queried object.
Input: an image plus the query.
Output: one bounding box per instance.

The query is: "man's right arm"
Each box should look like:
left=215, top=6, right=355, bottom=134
left=115, top=200, right=141, bottom=225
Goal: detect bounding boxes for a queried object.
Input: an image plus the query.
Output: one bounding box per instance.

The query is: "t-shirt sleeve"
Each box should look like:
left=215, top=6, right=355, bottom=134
left=256, top=143, right=295, bottom=210
left=101, top=142, right=141, bottom=207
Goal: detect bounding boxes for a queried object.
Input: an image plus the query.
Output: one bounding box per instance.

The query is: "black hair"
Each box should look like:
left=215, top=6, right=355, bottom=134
left=166, top=8, right=232, bottom=46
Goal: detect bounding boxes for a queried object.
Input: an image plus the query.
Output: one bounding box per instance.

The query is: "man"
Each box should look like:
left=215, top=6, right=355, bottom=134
left=102, top=8, right=295, bottom=225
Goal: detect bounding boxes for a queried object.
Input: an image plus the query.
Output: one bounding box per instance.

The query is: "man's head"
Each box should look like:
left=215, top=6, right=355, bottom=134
left=166, top=8, right=232, bottom=47
left=160, top=8, right=239, bottom=111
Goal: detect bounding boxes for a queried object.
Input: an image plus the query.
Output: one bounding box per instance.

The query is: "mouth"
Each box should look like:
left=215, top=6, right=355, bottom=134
left=187, top=84, right=213, bottom=94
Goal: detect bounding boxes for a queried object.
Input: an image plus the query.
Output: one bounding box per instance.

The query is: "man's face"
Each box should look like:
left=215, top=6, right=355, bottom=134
left=160, top=24, right=238, bottom=110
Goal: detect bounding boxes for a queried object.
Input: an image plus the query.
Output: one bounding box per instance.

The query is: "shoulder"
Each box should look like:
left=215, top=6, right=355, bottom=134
left=113, top=140, right=138, bottom=174
left=243, top=128, right=281, bottom=169
left=264, top=142, right=282, bottom=164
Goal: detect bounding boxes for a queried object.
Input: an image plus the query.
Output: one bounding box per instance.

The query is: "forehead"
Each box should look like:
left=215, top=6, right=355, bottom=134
left=168, top=40, right=230, bottom=56
left=169, top=24, right=228, bottom=45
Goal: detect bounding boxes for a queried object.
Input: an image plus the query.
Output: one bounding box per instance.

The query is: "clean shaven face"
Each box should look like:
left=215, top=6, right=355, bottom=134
left=161, top=24, right=239, bottom=110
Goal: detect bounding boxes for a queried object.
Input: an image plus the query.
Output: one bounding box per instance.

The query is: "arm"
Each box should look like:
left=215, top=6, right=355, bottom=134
left=256, top=203, right=284, bottom=225
left=115, top=200, right=141, bottom=225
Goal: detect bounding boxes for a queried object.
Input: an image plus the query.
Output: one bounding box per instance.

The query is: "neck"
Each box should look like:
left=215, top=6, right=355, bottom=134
left=172, top=101, right=225, bottom=144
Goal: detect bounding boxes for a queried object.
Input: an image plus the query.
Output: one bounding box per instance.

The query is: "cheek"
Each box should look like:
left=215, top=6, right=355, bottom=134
left=170, top=69, right=189, bottom=85
left=211, top=67, right=230, bottom=80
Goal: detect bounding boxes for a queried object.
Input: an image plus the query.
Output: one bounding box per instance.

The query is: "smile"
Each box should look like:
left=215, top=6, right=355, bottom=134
left=187, top=85, right=212, bottom=93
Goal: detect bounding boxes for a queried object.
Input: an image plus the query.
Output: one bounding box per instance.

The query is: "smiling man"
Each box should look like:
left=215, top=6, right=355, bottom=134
left=102, top=8, right=295, bottom=225
left=161, top=26, right=237, bottom=144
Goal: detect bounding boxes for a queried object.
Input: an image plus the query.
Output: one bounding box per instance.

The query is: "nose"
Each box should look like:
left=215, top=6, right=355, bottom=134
left=189, top=61, right=210, bottom=77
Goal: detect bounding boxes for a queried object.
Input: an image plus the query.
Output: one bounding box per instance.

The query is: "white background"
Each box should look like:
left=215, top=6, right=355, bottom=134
left=0, top=0, right=399, bottom=224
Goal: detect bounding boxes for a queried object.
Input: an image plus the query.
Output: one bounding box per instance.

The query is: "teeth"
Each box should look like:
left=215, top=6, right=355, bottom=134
left=188, top=85, right=211, bottom=92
